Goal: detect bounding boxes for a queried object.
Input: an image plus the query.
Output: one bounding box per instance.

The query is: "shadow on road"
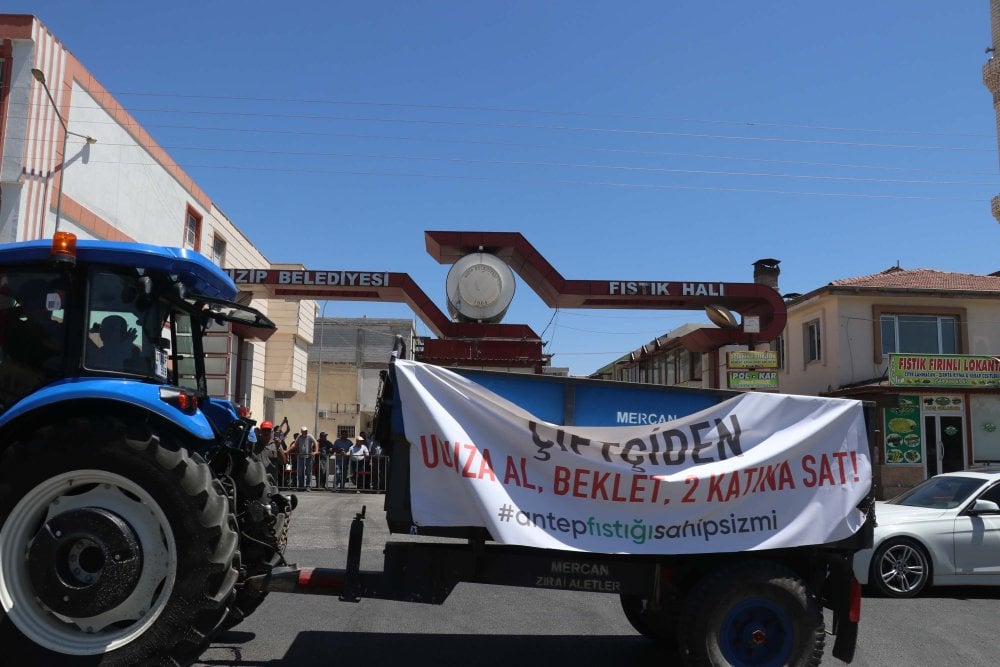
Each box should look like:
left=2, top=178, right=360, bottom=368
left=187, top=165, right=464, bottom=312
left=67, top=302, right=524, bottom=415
left=862, top=585, right=1000, bottom=600
left=203, top=632, right=676, bottom=666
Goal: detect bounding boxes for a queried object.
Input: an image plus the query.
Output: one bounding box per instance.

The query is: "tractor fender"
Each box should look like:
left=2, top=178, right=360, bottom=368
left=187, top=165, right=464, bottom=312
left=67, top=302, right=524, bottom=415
left=0, top=378, right=214, bottom=440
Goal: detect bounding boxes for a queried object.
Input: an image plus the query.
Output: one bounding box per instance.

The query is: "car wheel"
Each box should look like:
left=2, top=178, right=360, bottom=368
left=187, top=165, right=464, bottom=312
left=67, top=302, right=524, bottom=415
left=870, top=537, right=930, bottom=598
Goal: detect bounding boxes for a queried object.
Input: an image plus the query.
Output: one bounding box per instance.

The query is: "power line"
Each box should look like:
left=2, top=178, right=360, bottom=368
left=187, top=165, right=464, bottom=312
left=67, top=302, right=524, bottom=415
left=7, top=102, right=995, bottom=151
left=57, top=107, right=1000, bottom=152
left=8, top=119, right=996, bottom=176
left=13, top=84, right=996, bottom=139
left=64, top=158, right=987, bottom=200
left=9, top=135, right=992, bottom=186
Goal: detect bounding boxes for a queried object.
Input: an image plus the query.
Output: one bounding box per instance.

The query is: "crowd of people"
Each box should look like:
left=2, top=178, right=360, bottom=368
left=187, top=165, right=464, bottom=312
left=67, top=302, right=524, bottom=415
left=256, top=418, right=386, bottom=492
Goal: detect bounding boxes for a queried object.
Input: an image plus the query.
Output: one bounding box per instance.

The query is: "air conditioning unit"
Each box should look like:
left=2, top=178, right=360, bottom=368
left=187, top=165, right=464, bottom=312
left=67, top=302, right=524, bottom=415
left=317, top=410, right=328, bottom=419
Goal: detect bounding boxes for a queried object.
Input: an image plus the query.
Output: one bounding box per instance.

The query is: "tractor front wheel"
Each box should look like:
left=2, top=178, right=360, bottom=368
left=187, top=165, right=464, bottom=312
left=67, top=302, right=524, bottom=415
left=0, top=419, right=238, bottom=666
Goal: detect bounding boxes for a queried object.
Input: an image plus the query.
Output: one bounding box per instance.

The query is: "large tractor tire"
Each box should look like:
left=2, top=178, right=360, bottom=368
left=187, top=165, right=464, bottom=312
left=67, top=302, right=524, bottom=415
left=0, top=418, right=238, bottom=666
left=677, top=560, right=825, bottom=667
left=220, top=454, right=290, bottom=630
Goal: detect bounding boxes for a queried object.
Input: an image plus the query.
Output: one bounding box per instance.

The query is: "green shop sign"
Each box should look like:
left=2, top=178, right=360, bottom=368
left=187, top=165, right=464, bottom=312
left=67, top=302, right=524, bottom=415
left=727, top=350, right=778, bottom=369
left=888, top=353, right=1000, bottom=388
left=727, top=370, right=778, bottom=389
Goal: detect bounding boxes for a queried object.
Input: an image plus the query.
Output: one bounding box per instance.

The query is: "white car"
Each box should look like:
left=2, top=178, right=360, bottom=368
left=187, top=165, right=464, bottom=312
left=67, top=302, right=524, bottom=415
left=853, top=469, right=1000, bottom=597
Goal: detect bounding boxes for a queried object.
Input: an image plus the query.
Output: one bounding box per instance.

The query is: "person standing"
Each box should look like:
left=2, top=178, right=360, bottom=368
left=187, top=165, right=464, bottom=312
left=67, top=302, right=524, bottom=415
left=290, top=426, right=318, bottom=490
left=332, top=430, right=352, bottom=489
left=348, top=436, right=369, bottom=493
left=316, top=432, right=333, bottom=489
left=259, top=421, right=278, bottom=478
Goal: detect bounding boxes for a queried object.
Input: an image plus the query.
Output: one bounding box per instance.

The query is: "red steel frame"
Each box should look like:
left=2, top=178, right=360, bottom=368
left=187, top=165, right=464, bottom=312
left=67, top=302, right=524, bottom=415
left=228, top=232, right=787, bottom=370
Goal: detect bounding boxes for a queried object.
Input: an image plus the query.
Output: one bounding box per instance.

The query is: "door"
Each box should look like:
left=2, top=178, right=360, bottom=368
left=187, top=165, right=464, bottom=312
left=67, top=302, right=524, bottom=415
left=953, top=483, right=1000, bottom=577
left=924, top=415, right=966, bottom=476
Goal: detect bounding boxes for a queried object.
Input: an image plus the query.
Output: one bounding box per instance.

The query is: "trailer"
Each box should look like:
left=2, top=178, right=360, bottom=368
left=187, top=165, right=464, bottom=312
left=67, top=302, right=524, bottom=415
left=249, top=354, right=874, bottom=667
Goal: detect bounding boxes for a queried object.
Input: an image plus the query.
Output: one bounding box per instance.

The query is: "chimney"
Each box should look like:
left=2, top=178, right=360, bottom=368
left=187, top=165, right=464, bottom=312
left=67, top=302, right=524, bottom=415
left=753, top=258, right=780, bottom=290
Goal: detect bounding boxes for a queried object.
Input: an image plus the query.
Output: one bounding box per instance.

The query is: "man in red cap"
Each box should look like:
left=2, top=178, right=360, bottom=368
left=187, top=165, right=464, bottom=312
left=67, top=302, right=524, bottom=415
left=259, top=420, right=281, bottom=480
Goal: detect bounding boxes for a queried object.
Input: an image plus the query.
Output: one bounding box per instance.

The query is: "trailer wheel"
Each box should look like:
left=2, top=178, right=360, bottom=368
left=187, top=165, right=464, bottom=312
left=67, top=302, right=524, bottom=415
left=221, top=455, right=289, bottom=630
left=678, top=561, right=824, bottom=667
left=0, top=419, right=238, bottom=666
left=620, top=594, right=678, bottom=646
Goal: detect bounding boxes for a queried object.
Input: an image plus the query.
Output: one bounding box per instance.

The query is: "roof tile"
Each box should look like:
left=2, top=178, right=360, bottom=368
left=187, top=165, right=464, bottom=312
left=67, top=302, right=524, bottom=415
left=829, top=267, right=1000, bottom=292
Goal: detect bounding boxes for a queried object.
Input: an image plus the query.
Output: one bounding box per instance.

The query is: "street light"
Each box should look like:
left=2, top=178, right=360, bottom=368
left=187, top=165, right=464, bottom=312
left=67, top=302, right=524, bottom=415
left=314, top=301, right=329, bottom=433
left=30, top=68, right=97, bottom=235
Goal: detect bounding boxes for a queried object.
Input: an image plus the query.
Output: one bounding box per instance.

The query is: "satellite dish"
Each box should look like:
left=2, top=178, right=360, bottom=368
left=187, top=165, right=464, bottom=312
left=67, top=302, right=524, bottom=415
left=705, top=304, right=739, bottom=329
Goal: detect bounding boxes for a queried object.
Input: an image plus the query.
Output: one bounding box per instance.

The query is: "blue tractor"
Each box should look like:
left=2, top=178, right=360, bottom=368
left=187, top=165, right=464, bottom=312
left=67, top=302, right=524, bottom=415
left=0, top=233, right=292, bottom=665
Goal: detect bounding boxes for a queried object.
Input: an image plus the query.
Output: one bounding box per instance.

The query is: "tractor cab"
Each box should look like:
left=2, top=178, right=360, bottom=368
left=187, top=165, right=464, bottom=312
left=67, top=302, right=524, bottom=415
left=0, top=233, right=274, bottom=419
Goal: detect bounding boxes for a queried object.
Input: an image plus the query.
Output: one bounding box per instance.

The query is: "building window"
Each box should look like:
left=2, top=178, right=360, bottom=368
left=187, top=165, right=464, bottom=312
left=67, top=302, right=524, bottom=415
left=804, top=320, right=821, bottom=364
left=211, top=234, right=227, bottom=267
left=184, top=208, right=202, bottom=251
left=880, top=315, right=957, bottom=357
left=678, top=350, right=691, bottom=383
left=770, top=334, right=785, bottom=369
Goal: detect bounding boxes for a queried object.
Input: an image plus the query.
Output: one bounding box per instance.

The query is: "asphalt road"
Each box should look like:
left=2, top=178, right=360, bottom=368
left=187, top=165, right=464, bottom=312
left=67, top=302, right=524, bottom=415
left=196, top=492, right=999, bottom=667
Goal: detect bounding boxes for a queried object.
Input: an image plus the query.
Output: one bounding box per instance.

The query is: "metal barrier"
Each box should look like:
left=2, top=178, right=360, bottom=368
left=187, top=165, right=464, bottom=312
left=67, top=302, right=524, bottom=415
left=274, top=454, right=389, bottom=494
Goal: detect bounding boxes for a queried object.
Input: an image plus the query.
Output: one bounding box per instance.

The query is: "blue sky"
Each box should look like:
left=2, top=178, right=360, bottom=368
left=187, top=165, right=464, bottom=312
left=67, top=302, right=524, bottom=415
left=13, top=2, right=1000, bottom=374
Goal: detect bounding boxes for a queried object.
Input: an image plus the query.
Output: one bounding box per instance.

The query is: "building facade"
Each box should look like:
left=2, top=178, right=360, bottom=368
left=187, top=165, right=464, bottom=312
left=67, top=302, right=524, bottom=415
left=778, top=267, right=1000, bottom=498
left=590, top=264, right=1000, bottom=499
left=0, top=15, right=314, bottom=420
left=276, top=317, right=417, bottom=437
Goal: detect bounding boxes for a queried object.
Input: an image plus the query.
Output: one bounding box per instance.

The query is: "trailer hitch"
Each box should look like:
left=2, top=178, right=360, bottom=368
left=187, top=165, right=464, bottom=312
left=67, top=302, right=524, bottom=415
left=340, top=506, right=366, bottom=602
left=247, top=506, right=368, bottom=601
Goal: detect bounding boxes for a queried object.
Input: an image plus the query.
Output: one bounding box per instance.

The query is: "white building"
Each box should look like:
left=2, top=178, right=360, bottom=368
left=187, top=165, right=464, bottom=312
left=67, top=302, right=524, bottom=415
left=0, top=14, right=314, bottom=419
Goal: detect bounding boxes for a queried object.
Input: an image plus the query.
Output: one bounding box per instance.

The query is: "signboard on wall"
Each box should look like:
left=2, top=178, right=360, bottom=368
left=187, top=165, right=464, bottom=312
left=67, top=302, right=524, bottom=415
left=888, top=354, right=1000, bottom=388
left=727, top=370, right=778, bottom=390
left=727, top=350, right=778, bottom=369
left=884, top=395, right=922, bottom=464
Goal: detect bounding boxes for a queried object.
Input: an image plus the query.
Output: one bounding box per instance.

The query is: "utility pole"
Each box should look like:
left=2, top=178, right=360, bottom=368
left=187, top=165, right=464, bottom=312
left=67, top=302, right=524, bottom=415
left=313, top=302, right=328, bottom=433
left=984, top=1, right=1000, bottom=222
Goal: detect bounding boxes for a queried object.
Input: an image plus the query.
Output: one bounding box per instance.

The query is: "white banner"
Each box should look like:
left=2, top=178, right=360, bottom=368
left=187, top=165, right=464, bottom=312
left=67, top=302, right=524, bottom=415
left=395, top=360, right=871, bottom=555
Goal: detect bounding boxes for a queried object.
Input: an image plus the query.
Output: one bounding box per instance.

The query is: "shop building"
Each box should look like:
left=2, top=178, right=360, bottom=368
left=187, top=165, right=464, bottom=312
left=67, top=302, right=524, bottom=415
left=0, top=15, right=315, bottom=419
left=590, top=261, right=1000, bottom=499
left=778, top=266, right=1000, bottom=498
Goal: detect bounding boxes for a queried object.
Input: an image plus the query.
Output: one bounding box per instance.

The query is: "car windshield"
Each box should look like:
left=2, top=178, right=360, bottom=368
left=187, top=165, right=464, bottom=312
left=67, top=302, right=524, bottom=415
left=887, top=475, right=985, bottom=509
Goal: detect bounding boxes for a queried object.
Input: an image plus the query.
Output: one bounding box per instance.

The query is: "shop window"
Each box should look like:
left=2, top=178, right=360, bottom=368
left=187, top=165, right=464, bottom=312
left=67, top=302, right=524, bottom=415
left=880, top=315, right=957, bottom=357
left=804, top=320, right=821, bottom=364
left=184, top=208, right=202, bottom=251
